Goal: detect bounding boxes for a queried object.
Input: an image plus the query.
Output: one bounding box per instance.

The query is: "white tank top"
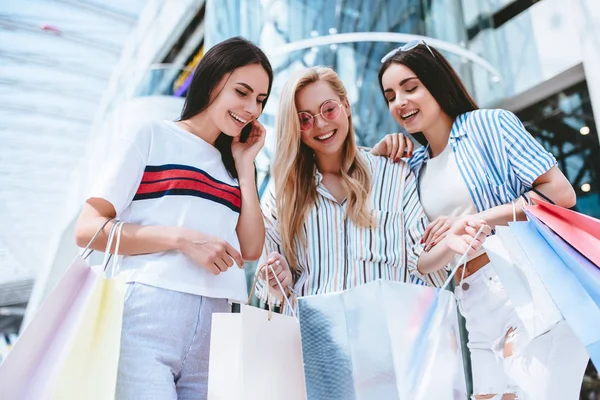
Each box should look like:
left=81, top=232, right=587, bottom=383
left=419, top=144, right=485, bottom=265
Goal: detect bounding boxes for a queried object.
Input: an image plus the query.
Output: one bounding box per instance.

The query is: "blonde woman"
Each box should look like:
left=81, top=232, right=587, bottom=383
left=257, top=66, right=490, bottom=307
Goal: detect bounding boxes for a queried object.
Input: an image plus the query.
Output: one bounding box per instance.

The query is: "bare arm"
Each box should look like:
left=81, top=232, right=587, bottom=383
left=75, top=198, right=243, bottom=274
left=232, top=121, right=267, bottom=261
left=75, top=198, right=185, bottom=254
left=475, top=165, right=575, bottom=229
left=235, top=165, right=266, bottom=261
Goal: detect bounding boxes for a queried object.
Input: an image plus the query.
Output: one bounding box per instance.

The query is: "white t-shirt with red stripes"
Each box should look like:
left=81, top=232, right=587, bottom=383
left=89, top=120, right=247, bottom=302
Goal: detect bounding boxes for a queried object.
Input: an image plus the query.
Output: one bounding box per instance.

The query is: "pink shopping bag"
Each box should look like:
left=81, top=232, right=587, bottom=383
left=525, top=199, right=600, bottom=267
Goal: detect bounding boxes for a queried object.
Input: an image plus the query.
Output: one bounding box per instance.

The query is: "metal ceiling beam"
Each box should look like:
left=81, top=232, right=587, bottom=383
left=269, top=32, right=503, bottom=81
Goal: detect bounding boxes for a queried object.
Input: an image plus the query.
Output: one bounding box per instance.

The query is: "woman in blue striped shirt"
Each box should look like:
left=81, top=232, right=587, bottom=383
left=256, top=66, right=489, bottom=312
left=375, top=41, right=589, bottom=400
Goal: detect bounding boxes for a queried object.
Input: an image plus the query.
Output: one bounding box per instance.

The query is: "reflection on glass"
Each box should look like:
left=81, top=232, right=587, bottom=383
left=517, top=81, right=600, bottom=218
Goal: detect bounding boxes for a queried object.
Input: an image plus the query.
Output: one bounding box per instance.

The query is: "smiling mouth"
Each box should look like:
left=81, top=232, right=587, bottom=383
left=229, top=111, right=248, bottom=125
left=401, top=110, right=419, bottom=120
left=315, top=130, right=336, bottom=141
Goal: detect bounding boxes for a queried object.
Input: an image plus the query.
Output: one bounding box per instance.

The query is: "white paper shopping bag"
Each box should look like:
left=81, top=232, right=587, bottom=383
left=484, top=226, right=562, bottom=339
left=208, top=265, right=306, bottom=400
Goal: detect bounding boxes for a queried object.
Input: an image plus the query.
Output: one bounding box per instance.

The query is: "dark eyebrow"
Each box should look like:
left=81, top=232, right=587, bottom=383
left=400, top=76, right=418, bottom=86
left=383, top=76, right=418, bottom=95
left=236, top=82, right=268, bottom=98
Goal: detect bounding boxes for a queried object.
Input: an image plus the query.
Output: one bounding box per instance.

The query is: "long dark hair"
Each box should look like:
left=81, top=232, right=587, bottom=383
left=179, top=36, right=273, bottom=178
left=378, top=45, right=478, bottom=122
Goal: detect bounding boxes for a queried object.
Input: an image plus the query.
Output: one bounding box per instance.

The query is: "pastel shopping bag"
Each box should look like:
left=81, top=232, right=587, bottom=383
left=0, top=220, right=126, bottom=400
left=526, top=199, right=600, bottom=267
left=50, top=265, right=125, bottom=399
left=298, top=279, right=466, bottom=400
left=483, top=227, right=562, bottom=339
left=526, top=211, right=600, bottom=302
left=509, top=218, right=600, bottom=368
left=208, top=264, right=306, bottom=400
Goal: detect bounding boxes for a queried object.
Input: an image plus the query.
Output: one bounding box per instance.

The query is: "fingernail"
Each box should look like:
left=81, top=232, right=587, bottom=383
left=468, top=221, right=476, bottom=227
left=275, top=260, right=281, bottom=265
left=420, top=239, right=424, bottom=244
left=395, top=157, right=400, bottom=163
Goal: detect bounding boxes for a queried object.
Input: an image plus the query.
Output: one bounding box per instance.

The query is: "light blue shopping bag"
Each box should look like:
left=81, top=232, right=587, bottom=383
left=297, top=280, right=466, bottom=400
left=510, top=218, right=600, bottom=368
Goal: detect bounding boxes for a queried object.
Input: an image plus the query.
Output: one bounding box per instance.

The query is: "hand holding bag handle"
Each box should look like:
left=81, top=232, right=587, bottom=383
left=438, top=224, right=487, bottom=294
left=248, top=263, right=297, bottom=319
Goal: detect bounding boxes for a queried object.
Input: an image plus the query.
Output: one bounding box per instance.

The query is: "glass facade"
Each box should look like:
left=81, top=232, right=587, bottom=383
left=205, top=0, right=471, bottom=147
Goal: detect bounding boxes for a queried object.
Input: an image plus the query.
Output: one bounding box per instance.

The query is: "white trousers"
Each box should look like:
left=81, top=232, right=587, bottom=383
left=454, top=263, right=589, bottom=399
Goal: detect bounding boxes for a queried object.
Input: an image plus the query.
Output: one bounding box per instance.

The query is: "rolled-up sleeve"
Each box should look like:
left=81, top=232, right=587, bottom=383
left=402, top=164, right=448, bottom=287
left=499, top=110, right=557, bottom=187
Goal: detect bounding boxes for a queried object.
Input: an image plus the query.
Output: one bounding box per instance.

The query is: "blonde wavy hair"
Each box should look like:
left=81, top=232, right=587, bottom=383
left=272, top=66, right=373, bottom=272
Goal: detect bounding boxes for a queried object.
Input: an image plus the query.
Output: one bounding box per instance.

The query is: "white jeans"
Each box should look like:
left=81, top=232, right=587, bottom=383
left=454, top=263, right=589, bottom=399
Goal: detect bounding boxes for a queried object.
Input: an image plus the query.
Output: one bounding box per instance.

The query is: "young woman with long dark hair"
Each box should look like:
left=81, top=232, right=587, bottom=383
left=374, top=41, right=589, bottom=400
left=75, top=36, right=273, bottom=399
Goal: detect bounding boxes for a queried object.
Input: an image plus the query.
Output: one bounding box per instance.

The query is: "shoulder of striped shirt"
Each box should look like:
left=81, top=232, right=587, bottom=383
left=406, top=109, right=510, bottom=172
left=462, top=108, right=512, bottom=130
left=361, top=149, right=411, bottom=182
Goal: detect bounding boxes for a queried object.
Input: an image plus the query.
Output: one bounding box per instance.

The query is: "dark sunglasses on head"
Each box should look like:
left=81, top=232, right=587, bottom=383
left=380, top=39, right=436, bottom=63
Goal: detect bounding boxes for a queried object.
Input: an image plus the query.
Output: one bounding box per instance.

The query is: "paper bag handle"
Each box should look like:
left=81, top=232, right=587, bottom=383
left=438, top=224, right=486, bottom=294
left=103, top=221, right=125, bottom=275
left=80, top=218, right=113, bottom=260
left=248, top=263, right=297, bottom=318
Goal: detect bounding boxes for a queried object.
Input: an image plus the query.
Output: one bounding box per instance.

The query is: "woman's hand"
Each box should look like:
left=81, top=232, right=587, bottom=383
left=422, top=215, right=458, bottom=251
left=440, top=219, right=492, bottom=257
left=232, top=120, right=266, bottom=169
left=370, top=133, right=414, bottom=162
left=262, top=251, right=293, bottom=294
left=178, top=228, right=244, bottom=275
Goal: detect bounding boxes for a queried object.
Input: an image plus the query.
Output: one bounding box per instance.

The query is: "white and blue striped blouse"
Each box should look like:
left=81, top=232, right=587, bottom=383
left=257, top=150, right=448, bottom=307
left=408, top=109, right=557, bottom=213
